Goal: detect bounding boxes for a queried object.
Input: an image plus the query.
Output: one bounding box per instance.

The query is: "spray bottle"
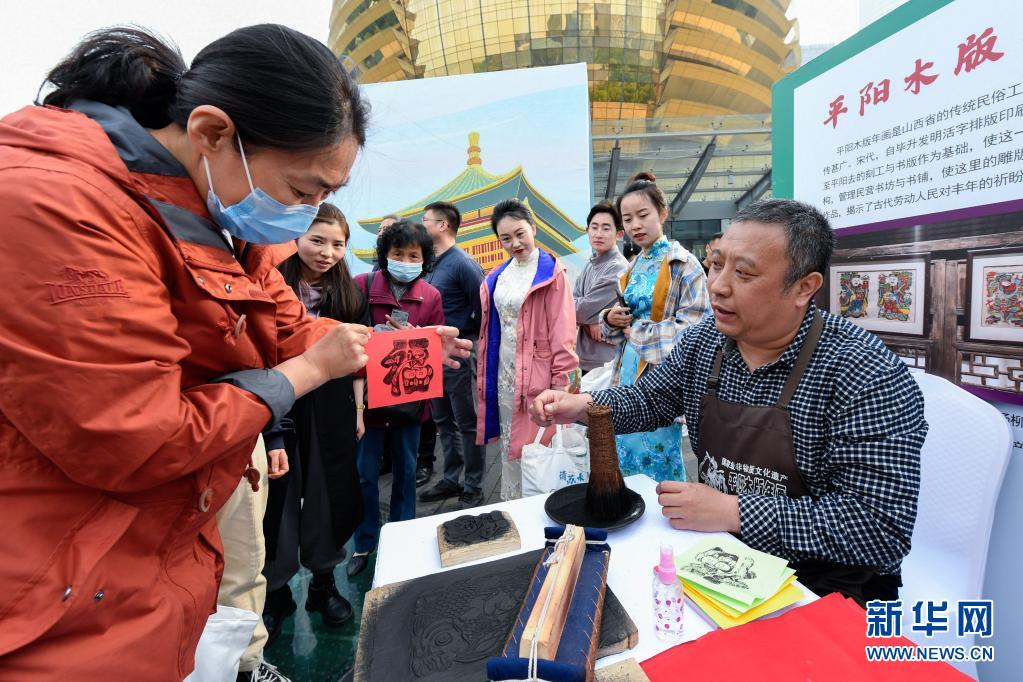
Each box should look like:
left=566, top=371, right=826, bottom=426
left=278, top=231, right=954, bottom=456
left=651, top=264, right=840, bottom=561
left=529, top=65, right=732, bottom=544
left=652, top=544, right=684, bottom=642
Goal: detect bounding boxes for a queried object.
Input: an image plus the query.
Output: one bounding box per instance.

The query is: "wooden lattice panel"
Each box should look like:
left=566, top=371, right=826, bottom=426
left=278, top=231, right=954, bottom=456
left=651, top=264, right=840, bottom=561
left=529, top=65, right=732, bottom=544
left=959, top=353, right=1023, bottom=394
left=889, top=344, right=929, bottom=372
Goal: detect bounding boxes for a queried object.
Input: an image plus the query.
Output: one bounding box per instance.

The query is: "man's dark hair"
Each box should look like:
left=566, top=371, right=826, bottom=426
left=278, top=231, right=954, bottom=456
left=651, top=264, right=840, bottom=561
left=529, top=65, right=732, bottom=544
left=707, top=232, right=723, bottom=242
left=424, top=201, right=461, bottom=234
left=490, top=198, right=535, bottom=234
left=376, top=219, right=435, bottom=276
left=586, top=200, right=622, bottom=231
left=730, top=199, right=835, bottom=290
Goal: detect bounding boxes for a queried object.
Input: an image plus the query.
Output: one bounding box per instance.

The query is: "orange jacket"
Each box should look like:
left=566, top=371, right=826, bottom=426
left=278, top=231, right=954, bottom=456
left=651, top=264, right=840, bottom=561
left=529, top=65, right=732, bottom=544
left=0, top=102, right=333, bottom=679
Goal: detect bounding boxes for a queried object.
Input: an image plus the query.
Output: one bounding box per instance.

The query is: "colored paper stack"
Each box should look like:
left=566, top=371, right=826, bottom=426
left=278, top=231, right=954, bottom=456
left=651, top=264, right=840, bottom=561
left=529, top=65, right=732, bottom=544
left=675, top=537, right=802, bottom=629
left=640, top=593, right=971, bottom=682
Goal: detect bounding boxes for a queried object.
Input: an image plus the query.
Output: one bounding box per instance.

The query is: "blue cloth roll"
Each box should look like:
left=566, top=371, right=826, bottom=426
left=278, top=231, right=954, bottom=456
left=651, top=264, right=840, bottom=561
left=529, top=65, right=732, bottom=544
left=486, top=526, right=610, bottom=681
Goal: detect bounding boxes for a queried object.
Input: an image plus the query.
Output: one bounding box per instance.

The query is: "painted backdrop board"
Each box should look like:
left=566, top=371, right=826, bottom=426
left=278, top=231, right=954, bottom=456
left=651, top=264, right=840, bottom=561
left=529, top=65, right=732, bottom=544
left=333, top=63, right=592, bottom=279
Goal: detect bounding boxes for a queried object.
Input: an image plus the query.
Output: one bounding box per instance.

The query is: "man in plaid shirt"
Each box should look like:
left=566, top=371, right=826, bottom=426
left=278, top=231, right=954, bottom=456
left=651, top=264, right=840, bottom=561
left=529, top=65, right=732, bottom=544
left=531, top=199, right=926, bottom=599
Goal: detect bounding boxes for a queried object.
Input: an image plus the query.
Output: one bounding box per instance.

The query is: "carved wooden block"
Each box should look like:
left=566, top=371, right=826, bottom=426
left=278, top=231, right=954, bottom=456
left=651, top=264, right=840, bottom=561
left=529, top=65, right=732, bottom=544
left=436, top=510, right=521, bottom=567
left=597, top=587, right=640, bottom=657
left=595, top=658, right=651, bottom=682
left=354, top=549, right=637, bottom=682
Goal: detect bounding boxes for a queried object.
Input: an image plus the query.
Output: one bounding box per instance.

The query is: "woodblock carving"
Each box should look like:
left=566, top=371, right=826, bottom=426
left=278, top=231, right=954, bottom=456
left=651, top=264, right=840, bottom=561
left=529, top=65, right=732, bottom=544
left=354, top=549, right=637, bottom=682
left=594, top=658, right=651, bottom=682
left=437, top=510, right=521, bottom=567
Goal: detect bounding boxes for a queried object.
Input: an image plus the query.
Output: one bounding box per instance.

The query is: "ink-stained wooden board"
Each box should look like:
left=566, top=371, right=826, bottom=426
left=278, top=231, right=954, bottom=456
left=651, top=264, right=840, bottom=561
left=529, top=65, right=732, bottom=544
left=354, top=549, right=638, bottom=682
left=598, top=587, right=640, bottom=657
left=594, top=658, right=651, bottom=682
left=436, top=510, right=521, bottom=567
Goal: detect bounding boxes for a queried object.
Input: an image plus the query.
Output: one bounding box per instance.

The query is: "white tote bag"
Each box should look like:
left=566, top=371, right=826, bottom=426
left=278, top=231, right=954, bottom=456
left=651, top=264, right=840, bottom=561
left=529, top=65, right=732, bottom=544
left=580, top=361, right=615, bottom=393
left=521, top=424, right=589, bottom=497
left=183, top=605, right=260, bottom=682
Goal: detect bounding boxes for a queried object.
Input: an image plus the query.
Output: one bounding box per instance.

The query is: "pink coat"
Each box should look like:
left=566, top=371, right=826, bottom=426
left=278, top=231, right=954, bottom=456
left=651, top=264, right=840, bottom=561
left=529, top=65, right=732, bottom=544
left=476, top=250, right=579, bottom=460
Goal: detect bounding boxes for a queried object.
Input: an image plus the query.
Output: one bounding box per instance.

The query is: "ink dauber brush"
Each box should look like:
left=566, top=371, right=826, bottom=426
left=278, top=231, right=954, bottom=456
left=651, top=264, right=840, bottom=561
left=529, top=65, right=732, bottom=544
left=585, top=403, right=631, bottom=521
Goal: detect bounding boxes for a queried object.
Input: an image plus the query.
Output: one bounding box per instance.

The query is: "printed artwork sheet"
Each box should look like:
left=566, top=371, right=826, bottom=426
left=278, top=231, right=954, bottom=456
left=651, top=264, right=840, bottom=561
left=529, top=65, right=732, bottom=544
left=365, top=327, right=443, bottom=408
left=676, top=537, right=791, bottom=607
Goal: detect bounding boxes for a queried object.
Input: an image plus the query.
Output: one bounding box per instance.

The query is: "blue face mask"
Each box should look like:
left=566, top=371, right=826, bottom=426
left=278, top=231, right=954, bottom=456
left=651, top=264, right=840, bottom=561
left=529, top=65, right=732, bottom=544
left=387, top=258, right=423, bottom=283
left=203, top=134, right=319, bottom=244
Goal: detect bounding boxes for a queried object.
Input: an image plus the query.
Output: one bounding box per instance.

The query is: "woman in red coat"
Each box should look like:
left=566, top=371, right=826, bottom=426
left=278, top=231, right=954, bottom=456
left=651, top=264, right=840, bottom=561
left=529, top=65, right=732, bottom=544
left=0, top=26, right=468, bottom=679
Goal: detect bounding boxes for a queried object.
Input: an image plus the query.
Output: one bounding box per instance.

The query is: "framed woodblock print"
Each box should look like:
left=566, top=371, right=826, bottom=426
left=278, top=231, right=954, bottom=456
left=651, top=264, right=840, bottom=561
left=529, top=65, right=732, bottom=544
left=825, top=255, right=930, bottom=337
left=966, top=249, right=1023, bottom=346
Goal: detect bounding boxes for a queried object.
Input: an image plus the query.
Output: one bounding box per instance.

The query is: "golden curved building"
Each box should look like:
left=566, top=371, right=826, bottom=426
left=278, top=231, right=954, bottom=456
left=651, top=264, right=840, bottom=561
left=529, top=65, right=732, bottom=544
left=328, top=0, right=800, bottom=121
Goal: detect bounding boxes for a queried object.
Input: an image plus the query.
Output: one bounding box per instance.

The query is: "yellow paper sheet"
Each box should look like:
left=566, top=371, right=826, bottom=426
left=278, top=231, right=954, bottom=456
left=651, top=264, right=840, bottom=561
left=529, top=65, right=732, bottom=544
left=684, top=580, right=803, bottom=629
left=680, top=573, right=792, bottom=618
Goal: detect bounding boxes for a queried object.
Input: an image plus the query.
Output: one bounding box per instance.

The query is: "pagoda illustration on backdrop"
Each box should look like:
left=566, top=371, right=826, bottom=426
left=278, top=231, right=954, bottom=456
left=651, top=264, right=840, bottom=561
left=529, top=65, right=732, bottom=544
left=353, top=133, right=585, bottom=273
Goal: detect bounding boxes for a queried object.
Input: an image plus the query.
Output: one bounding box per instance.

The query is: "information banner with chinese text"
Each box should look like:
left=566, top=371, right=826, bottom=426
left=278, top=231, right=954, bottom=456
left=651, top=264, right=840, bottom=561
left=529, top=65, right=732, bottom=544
left=774, top=7, right=1023, bottom=677
left=775, top=0, right=1023, bottom=234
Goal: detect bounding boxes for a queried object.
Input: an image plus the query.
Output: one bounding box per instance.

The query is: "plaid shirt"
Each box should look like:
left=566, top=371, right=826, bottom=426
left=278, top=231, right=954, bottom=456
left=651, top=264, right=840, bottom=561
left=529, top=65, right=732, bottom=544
left=601, top=241, right=711, bottom=367
left=592, top=303, right=927, bottom=575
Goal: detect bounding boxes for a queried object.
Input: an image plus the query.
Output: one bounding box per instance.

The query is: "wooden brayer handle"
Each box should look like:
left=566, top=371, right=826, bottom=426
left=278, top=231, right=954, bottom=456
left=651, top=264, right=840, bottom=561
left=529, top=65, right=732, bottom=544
left=519, top=524, right=586, bottom=661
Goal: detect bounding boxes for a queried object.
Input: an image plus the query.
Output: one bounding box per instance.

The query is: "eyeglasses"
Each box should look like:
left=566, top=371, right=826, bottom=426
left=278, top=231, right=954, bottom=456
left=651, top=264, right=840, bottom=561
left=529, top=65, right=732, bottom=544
left=422, top=217, right=445, bottom=225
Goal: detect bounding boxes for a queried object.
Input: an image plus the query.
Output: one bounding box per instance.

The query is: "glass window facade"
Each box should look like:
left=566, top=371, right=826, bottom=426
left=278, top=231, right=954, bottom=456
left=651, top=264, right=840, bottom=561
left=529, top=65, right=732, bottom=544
left=330, top=0, right=799, bottom=122
left=343, top=12, right=400, bottom=54
left=666, top=218, right=723, bottom=256
left=330, top=0, right=796, bottom=209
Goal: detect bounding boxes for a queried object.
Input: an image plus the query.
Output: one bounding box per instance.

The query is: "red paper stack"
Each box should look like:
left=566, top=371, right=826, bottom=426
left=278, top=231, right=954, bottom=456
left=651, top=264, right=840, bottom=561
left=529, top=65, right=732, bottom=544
left=641, top=593, right=972, bottom=682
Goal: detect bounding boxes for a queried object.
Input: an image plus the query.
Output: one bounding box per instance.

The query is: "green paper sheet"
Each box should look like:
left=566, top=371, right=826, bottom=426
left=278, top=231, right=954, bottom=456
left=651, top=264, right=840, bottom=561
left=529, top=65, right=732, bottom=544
left=675, top=537, right=791, bottom=607
left=683, top=572, right=795, bottom=616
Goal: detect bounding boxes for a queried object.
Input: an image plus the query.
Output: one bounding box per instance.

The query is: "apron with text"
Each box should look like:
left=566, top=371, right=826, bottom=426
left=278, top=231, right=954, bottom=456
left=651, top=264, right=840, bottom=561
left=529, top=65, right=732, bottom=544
left=696, top=312, right=897, bottom=604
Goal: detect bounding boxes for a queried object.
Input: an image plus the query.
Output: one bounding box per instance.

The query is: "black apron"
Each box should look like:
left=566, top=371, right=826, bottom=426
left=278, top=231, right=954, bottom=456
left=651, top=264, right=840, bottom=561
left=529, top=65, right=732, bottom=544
left=696, top=312, right=898, bottom=605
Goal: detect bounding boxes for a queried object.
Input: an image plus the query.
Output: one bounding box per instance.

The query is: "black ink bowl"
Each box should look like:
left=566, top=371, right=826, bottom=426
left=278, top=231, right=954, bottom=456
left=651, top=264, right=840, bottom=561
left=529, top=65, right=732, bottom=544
left=544, top=483, right=645, bottom=531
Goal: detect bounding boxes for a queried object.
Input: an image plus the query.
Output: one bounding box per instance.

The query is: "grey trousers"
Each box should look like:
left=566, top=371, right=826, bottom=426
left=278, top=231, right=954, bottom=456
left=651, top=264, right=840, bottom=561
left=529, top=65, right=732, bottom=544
left=431, top=346, right=485, bottom=493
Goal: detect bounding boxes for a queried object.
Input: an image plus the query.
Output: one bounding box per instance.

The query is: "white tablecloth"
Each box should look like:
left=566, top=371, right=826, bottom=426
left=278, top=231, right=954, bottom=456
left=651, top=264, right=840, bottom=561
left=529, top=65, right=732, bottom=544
left=374, top=474, right=817, bottom=669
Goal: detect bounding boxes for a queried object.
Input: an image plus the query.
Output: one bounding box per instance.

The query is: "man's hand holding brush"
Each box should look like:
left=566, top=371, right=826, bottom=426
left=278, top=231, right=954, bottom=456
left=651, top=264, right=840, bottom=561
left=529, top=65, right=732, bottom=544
left=529, top=390, right=594, bottom=426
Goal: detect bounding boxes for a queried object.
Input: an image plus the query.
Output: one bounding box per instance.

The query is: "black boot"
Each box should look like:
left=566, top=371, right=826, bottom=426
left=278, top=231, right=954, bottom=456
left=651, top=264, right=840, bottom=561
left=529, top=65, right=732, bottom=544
left=305, top=571, right=354, bottom=628
left=262, top=585, right=296, bottom=648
